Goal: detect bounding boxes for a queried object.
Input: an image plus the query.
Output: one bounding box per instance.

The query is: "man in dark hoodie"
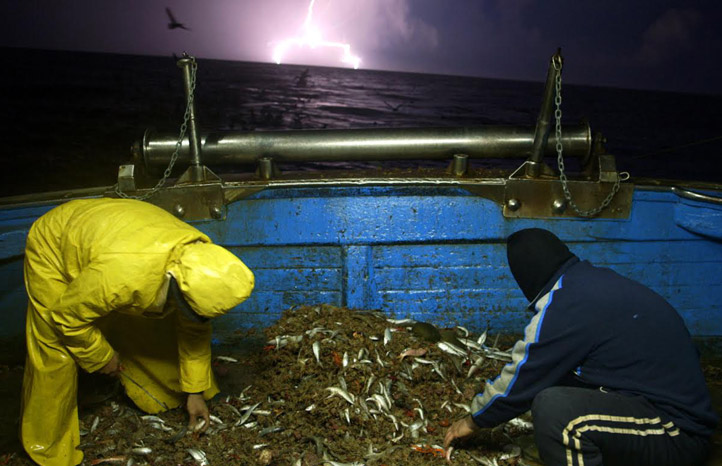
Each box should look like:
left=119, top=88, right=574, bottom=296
left=443, top=228, right=717, bottom=465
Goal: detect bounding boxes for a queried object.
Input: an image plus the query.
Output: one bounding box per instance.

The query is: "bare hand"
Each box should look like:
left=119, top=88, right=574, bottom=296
left=98, top=352, right=123, bottom=376
left=187, top=393, right=210, bottom=433
left=444, top=416, right=479, bottom=462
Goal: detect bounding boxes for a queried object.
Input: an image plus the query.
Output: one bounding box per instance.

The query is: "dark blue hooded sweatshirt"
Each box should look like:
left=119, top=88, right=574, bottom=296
left=470, top=228, right=718, bottom=438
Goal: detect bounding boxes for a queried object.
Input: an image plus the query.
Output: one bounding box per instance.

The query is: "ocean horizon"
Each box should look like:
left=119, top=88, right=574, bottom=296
left=2, top=46, right=721, bottom=197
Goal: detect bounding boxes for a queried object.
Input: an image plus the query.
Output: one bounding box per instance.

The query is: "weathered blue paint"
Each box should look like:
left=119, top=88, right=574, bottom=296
left=344, top=245, right=377, bottom=310
left=0, top=203, right=56, bottom=261
left=674, top=197, right=722, bottom=240
left=0, top=186, right=720, bottom=342
left=204, top=186, right=722, bottom=336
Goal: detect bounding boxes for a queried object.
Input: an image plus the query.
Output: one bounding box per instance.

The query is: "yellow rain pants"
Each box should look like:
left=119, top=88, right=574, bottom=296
left=20, top=198, right=254, bottom=466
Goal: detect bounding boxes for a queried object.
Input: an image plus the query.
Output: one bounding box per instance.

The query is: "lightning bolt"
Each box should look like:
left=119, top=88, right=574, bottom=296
left=272, top=0, right=361, bottom=69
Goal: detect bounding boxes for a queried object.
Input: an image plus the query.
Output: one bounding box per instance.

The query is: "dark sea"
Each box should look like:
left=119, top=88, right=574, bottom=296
left=2, top=47, right=722, bottom=198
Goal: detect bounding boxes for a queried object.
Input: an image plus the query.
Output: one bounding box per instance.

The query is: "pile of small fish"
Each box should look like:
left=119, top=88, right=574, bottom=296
left=66, top=304, right=540, bottom=466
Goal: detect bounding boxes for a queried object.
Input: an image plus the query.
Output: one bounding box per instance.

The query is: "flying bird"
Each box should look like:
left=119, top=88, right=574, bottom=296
left=166, top=7, right=191, bottom=31
left=383, top=100, right=406, bottom=112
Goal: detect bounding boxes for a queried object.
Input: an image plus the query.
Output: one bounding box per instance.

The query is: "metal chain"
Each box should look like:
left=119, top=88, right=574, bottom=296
left=115, top=56, right=198, bottom=200
left=553, top=56, right=627, bottom=217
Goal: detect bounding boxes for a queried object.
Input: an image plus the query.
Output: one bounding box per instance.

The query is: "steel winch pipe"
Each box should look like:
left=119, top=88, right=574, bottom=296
left=138, top=124, right=592, bottom=174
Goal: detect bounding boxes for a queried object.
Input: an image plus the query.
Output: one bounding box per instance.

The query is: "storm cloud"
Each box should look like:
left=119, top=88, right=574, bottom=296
left=0, top=0, right=720, bottom=93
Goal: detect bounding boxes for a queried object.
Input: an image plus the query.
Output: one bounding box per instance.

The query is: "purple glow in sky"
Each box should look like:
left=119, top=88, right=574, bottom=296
left=271, top=0, right=362, bottom=69
left=0, top=0, right=721, bottom=94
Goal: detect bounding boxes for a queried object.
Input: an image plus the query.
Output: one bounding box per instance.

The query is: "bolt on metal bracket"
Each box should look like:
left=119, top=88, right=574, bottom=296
left=147, top=183, right=226, bottom=221
left=502, top=160, right=633, bottom=219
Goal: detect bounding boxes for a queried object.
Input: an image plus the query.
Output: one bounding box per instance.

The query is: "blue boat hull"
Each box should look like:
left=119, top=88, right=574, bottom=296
left=1, top=184, right=720, bottom=344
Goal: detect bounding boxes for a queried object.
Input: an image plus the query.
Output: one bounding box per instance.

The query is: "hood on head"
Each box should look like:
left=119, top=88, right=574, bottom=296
left=170, top=242, right=255, bottom=319
left=506, top=228, right=575, bottom=302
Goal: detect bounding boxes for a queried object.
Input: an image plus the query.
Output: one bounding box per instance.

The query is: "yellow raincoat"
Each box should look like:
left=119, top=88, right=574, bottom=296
left=20, top=198, right=254, bottom=466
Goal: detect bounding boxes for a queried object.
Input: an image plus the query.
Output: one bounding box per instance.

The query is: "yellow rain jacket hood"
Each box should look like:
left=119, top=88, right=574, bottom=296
left=21, top=198, right=254, bottom=466
left=171, top=242, right=254, bottom=318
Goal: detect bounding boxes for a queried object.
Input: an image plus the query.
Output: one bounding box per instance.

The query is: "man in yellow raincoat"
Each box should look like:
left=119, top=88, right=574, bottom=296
left=20, top=198, right=255, bottom=466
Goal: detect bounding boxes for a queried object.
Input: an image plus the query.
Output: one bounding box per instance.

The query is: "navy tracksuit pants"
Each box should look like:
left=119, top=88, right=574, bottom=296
left=531, top=386, right=710, bottom=466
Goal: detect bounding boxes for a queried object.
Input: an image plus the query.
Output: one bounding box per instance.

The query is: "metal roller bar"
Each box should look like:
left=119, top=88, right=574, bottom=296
left=138, top=124, right=591, bottom=173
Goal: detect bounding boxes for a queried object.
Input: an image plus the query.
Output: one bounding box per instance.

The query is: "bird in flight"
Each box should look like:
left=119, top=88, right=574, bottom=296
left=166, top=7, right=191, bottom=31
left=383, top=100, right=406, bottom=112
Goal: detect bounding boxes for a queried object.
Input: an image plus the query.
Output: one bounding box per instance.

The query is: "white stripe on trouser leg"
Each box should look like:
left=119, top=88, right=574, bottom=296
left=561, top=414, right=679, bottom=466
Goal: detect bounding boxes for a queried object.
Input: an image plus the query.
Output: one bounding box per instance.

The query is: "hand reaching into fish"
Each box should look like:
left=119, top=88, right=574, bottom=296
left=443, top=415, right=479, bottom=461
left=187, top=393, right=210, bottom=433
left=397, top=347, right=427, bottom=361
left=98, top=352, right=123, bottom=376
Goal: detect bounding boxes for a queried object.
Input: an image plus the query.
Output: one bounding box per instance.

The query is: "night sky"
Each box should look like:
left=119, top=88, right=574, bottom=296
left=1, top=0, right=721, bottom=94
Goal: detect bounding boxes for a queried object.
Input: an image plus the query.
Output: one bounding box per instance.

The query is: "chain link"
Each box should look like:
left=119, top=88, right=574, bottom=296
left=553, top=56, right=626, bottom=217
left=115, top=56, right=198, bottom=200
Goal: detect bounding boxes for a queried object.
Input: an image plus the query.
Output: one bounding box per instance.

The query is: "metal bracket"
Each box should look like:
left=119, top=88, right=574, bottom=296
left=503, top=178, right=633, bottom=219
left=117, top=164, right=137, bottom=192
left=176, top=165, right=222, bottom=185
left=503, top=158, right=633, bottom=219
left=147, top=183, right=226, bottom=221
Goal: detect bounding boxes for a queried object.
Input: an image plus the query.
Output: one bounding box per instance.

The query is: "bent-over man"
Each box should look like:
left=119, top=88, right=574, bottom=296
left=444, top=228, right=717, bottom=466
left=21, top=198, right=255, bottom=466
